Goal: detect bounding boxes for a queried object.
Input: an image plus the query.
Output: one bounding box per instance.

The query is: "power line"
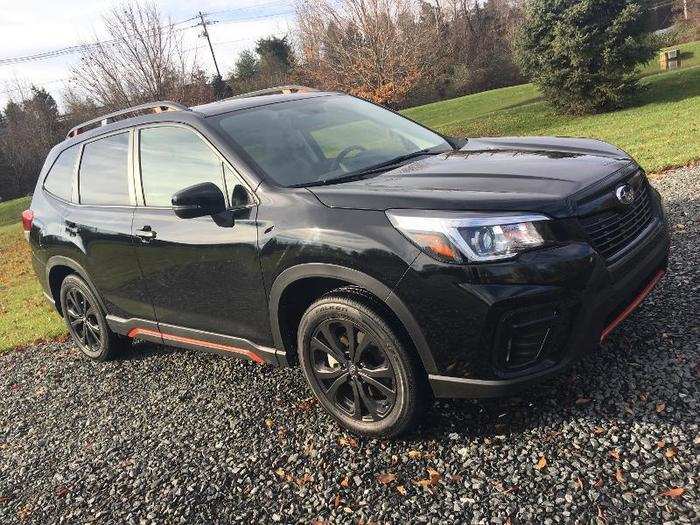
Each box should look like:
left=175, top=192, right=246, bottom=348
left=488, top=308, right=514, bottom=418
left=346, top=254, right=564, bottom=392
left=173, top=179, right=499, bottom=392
left=0, top=13, right=199, bottom=67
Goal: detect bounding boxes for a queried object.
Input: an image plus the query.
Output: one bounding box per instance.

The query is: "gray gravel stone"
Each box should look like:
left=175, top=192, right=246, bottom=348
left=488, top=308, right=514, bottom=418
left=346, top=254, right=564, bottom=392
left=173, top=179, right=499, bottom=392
left=0, top=165, right=698, bottom=524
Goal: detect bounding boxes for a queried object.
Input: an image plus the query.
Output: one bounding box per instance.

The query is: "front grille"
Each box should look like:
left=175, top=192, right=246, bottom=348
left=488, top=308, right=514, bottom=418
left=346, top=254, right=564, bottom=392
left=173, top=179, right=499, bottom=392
left=492, top=303, right=573, bottom=376
left=579, top=182, right=654, bottom=261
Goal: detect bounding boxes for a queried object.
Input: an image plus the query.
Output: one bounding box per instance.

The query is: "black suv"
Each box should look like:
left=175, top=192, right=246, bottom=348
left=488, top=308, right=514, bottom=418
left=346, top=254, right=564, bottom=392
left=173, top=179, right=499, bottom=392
left=24, top=86, right=669, bottom=436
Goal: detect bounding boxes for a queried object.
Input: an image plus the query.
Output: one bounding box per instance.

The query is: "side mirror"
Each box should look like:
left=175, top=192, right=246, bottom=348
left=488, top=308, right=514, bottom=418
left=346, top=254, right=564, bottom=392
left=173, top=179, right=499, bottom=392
left=230, top=184, right=252, bottom=209
left=172, top=182, right=226, bottom=219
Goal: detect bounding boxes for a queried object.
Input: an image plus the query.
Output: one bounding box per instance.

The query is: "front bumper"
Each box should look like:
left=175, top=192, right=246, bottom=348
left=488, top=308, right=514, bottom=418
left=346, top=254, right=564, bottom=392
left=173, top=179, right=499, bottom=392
left=395, top=193, right=670, bottom=399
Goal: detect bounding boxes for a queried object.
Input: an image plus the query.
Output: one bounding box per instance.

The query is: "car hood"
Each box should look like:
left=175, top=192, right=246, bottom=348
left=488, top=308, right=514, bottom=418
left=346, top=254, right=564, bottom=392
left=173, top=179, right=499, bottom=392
left=307, top=137, right=635, bottom=217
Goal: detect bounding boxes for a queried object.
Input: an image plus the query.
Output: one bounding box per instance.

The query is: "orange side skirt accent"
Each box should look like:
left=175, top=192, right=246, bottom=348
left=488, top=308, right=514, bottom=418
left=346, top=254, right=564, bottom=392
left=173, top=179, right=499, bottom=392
left=127, top=327, right=264, bottom=364
left=600, top=269, right=665, bottom=343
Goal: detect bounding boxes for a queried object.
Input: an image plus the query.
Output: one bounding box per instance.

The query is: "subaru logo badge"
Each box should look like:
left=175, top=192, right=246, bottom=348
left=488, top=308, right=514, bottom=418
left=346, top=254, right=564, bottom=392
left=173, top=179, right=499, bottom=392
left=615, top=184, right=635, bottom=205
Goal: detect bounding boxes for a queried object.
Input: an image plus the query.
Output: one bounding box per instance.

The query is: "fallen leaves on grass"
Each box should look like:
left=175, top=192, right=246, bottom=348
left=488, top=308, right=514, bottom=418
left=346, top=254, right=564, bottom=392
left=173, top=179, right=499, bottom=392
left=534, top=456, right=547, bottom=470
left=665, top=447, right=677, bottom=459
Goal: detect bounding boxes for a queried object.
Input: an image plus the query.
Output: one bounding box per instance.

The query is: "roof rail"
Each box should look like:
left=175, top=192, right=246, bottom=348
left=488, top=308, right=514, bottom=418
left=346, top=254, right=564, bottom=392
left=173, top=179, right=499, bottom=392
left=229, top=85, right=318, bottom=100
left=66, top=100, right=189, bottom=139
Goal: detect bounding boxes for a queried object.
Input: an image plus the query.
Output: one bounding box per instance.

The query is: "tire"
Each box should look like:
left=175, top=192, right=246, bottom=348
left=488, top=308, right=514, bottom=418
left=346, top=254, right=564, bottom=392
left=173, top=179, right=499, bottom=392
left=297, top=291, right=426, bottom=437
left=59, top=274, right=127, bottom=361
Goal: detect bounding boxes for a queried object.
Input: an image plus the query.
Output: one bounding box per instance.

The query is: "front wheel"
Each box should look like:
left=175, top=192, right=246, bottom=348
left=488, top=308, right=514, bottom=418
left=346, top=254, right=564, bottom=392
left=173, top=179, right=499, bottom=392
left=297, top=292, right=426, bottom=437
left=59, top=274, right=126, bottom=361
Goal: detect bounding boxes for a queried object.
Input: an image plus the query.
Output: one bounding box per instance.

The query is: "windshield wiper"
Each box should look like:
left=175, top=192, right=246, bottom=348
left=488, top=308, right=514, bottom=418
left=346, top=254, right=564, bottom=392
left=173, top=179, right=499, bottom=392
left=302, top=148, right=445, bottom=187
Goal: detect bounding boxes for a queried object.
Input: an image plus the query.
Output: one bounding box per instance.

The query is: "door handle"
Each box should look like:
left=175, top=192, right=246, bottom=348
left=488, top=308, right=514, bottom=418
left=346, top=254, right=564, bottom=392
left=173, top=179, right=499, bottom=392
left=136, top=226, right=157, bottom=242
left=65, top=221, right=78, bottom=236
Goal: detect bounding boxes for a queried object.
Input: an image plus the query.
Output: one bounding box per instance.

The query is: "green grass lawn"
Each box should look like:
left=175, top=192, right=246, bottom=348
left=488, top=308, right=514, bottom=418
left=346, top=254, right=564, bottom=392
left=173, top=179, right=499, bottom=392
left=403, top=65, right=700, bottom=173
left=1, top=60, right=699, bottom=352
left=0, top=202, right=67, bottom=352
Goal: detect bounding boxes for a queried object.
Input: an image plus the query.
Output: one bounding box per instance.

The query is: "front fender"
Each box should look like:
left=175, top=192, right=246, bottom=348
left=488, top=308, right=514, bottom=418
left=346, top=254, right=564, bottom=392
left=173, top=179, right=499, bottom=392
left=268, top=263, right=438, bottom=374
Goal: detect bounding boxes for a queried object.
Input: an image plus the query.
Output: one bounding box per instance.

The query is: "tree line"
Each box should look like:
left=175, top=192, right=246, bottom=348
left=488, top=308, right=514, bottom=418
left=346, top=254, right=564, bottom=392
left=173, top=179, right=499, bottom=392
left=0, top=0, right=690, bottom=201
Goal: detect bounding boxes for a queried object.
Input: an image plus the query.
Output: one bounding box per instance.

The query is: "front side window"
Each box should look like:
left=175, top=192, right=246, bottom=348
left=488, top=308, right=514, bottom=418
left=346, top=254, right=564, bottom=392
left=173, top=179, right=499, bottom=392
left=44, top=145, right=79, bottom=201
left=211, top=95, right=451, bottom=187
left=79, top=132, right=130, bottom=205
left=139, top=126, right=226, bottom=207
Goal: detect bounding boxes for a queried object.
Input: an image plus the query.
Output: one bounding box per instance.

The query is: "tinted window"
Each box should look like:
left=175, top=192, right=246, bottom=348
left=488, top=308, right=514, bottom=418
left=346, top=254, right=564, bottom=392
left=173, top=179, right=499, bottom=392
left=79, top=133, right=130, bottom=205
left=212, top=95, right=451, bottom=187
left=44, top=145, right=78, bottom=201
left=139, top=126, right=225, bottom=207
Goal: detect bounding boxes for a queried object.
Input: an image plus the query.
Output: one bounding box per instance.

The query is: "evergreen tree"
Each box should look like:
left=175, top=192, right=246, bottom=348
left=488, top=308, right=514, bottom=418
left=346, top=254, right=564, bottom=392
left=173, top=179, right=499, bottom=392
left=516, top=0, right=657, bottom=114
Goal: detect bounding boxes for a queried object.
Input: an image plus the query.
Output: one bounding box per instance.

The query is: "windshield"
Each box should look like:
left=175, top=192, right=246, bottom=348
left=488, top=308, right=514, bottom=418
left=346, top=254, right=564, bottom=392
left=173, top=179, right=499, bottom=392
left=211, top=95, right=451, bottom=187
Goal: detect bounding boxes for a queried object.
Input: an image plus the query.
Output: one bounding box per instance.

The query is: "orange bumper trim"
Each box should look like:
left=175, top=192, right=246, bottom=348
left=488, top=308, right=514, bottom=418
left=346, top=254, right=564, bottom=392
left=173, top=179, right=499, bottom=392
left=600, top=269, right=665, bottom=343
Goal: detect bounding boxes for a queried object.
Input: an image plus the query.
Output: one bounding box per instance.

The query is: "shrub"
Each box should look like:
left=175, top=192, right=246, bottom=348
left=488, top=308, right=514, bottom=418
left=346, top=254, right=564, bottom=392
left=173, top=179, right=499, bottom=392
left=516, top=0, right=657, bottom=114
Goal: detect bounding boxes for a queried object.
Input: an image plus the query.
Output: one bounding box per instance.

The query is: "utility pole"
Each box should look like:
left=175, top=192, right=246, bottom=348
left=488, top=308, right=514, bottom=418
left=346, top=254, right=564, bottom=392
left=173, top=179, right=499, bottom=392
left=196, top=11, right=222, bottom=78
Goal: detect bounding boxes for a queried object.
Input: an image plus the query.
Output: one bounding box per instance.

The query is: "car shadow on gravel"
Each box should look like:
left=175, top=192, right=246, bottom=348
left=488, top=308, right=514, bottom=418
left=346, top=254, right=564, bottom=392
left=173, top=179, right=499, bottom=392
left=113, top=340, right=178, bottom=362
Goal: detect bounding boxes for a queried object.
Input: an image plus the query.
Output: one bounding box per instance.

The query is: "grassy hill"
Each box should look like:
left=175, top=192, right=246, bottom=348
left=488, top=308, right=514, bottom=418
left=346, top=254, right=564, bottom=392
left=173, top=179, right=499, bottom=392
left=640, top=40, right=700, bottom=76
left=403, top=65, right=700, bottom=174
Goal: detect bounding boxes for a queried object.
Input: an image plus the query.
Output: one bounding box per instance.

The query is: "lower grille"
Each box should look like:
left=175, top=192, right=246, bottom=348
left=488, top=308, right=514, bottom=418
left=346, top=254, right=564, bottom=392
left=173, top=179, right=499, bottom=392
left=579, top=183, right=654, bottom=261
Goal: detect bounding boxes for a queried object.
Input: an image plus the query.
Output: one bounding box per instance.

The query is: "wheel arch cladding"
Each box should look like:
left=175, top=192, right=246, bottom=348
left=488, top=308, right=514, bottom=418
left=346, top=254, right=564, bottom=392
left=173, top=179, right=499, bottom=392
left=46, top=256, right=106, bottom=316
left=269, top=263, right=438, bottom=374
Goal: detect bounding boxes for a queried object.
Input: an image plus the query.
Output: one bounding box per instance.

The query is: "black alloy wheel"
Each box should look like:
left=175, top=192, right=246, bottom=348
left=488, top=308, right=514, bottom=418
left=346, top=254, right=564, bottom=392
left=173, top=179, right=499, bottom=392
left=64, top=286, right=103, bottom=355
left=309, top=319, right=397, bottom=421
left=59, top=274, right=125, bottom=360
left=298, top=291, right=426, bottom=437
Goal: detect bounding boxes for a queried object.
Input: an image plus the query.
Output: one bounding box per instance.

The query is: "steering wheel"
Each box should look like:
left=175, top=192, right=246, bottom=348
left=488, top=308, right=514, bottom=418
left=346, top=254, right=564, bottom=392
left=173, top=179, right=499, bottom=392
left=332, top=145, right=367, bottom=171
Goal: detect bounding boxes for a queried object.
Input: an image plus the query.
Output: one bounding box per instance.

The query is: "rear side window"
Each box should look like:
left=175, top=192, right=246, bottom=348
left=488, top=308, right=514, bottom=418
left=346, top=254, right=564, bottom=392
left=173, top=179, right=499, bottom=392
left=79, top=132, right=130, bottom=205
left=43, top=145, right=78, bottom=201
left=139, top=126, right=226, bottom=207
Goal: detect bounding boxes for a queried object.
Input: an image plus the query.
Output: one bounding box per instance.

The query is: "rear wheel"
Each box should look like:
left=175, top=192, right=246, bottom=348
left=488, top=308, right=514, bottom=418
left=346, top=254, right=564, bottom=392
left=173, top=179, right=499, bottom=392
left=59, top=274, right=126, bottom=361
left=298, top=292, right=426, bottom=437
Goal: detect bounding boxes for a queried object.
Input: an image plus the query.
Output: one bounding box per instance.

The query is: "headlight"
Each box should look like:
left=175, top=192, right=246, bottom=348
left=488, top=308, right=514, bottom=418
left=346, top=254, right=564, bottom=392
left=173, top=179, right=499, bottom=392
left=386, top=210, right=552, bottom=263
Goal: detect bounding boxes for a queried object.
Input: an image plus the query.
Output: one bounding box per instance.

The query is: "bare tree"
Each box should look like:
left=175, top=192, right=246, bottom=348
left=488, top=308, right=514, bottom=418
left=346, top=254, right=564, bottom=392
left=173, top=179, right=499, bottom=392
left=69, top=0, right=205, bottom=109
left=295, top=0, right=439, bottom=107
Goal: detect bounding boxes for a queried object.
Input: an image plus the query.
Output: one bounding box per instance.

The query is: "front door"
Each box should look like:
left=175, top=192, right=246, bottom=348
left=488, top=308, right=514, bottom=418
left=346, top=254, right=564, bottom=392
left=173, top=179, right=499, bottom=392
left=131, top=124, right=270, bottom=345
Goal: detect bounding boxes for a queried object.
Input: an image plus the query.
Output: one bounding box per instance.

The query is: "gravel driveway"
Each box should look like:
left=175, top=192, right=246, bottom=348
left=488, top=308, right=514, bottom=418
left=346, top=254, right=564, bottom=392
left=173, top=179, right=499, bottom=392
left=1, top=165, right=698, bottom=524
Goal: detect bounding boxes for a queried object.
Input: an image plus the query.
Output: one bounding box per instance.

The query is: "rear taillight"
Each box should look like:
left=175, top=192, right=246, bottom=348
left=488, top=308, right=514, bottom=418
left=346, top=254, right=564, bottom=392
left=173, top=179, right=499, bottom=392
left=22, top=210, right=34, bottom=240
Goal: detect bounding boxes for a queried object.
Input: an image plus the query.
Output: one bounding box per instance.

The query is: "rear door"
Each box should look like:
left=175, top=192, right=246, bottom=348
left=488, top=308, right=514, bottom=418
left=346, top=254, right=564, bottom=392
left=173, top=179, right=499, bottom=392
left=70, top=130, right=155, bottom=321
left=131, top=123, right=270, bottom=344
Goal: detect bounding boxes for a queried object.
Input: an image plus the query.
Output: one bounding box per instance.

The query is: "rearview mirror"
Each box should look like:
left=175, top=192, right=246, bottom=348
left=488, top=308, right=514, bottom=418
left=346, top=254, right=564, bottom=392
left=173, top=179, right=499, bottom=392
left=172, top=182, right=226, bottom=219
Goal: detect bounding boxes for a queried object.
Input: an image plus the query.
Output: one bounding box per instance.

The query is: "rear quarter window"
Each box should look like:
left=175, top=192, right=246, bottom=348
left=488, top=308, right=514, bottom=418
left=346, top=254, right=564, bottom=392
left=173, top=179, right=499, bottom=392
left=43, top=145, right=79, bottom=201
left=78, top=132, right=131, bottom=205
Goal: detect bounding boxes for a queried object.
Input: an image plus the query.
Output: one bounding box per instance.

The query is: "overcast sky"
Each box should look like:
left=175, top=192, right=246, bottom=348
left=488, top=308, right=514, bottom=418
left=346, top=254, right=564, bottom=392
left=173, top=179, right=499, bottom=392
left=0, top=0, right=296, bottom=109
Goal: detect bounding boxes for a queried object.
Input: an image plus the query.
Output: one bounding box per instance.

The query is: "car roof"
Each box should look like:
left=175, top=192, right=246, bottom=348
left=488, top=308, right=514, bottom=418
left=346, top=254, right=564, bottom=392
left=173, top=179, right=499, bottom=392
left=56, top=91, right=340, bottom=150
left=191, top=91, right=337, bottom=116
